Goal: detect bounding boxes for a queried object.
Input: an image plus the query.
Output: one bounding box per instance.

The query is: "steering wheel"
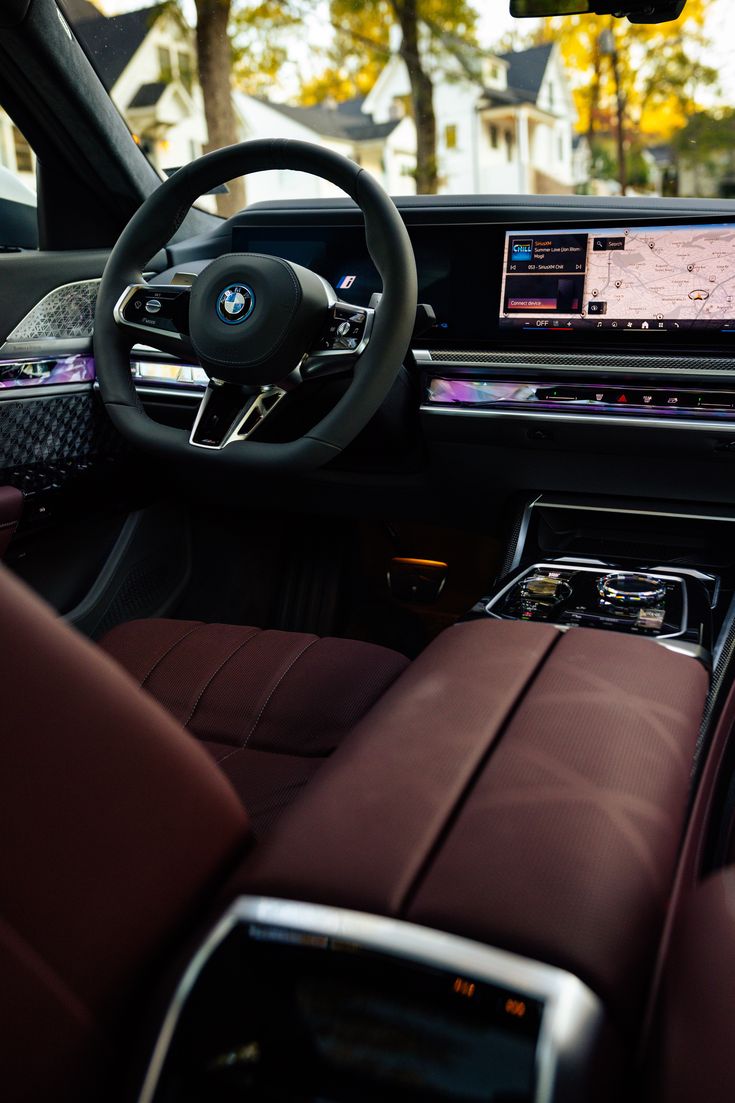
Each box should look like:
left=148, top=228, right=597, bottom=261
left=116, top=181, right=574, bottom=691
left=94, top=140, right=418, bottom=473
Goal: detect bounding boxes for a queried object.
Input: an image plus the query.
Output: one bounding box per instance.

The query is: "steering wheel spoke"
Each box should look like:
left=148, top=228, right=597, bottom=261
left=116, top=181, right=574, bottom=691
left=301, top=300, right=374, bottom=380
left=114, top=282, right=194, bottom=356
left=189, top=380, right=285, bottom=450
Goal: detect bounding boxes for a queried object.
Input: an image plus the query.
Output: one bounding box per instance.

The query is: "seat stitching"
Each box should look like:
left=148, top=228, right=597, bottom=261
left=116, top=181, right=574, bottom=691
left=218, top=636, right=319, bottom=762
left=183, top=628, right=261, bottom=730
left=140, top=622, right=205, bottom=688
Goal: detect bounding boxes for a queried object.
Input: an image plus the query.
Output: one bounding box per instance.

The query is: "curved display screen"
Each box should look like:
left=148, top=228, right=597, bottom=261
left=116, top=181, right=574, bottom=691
left=233, top=217, right=735, bottom=350
left=499, top=222, right=735, bottom=334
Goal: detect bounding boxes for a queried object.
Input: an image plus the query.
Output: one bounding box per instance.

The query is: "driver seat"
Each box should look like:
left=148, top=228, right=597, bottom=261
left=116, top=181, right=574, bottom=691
left=0, top=563, right=408, bottom=1102
left=98, top=617, right=409, bottom=836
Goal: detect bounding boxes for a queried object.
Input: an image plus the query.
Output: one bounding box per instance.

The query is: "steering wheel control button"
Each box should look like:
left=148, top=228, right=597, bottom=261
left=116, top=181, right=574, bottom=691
left=216, top=283, right=255, bottom=325
left=597, top=573, right=668, bottom=607
left=318, top=304, right=368, bottom=351
left=116, top=285, right=190, bottom=337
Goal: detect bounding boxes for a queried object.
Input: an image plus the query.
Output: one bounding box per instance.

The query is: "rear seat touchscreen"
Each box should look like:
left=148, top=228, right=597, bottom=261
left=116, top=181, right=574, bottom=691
left=499, top=223, right=735, bottom=334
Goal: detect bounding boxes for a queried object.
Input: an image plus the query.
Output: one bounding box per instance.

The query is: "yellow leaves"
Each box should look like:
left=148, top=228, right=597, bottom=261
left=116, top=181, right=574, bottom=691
left=531, top=0, right=719, bottom=144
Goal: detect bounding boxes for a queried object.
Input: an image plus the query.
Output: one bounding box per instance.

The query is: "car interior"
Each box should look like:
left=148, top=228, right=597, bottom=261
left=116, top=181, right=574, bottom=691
left=3, top=0, right=735, bottom=1100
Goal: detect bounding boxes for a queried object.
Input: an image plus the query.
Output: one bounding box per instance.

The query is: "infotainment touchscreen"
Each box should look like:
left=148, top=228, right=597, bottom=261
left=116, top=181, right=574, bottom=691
left=499, top=223, right=735, bottom=334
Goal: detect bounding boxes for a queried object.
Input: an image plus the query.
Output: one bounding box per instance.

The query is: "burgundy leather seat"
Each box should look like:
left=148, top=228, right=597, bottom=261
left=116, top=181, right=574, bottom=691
left=99, top=617, right=410, bottom=835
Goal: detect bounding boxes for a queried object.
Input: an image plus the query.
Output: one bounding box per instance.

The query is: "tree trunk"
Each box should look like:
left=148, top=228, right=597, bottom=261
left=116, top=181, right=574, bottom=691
left=393, top=0, right=438, bottom=195
left=194, top=0, right=246, bottom=216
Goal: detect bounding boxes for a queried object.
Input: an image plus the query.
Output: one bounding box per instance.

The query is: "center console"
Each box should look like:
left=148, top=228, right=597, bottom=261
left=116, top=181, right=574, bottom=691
left=470, top=562, right=711, bottom=662
left=138, top=606, right=709, bottom=1103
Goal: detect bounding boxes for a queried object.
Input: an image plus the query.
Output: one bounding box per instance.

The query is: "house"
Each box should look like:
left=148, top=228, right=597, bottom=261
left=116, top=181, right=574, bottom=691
left=361, top=38, right=577, bottom=195
left=0, top=0, right=204, bottom=194
left=235, top=39, right=578, bottom=198
left=0, top=2, right=580, bottom=206
left=232, top=95, right=416, bottom=202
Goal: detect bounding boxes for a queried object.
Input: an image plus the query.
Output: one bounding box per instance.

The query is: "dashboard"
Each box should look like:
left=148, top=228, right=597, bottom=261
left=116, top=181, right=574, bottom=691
left=229, top=212, right=735, bottom=354
left=146, top=195, right=735, bottom=513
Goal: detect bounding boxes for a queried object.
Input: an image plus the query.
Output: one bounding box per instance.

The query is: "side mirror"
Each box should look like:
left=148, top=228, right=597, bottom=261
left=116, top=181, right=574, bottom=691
left=509, top=0, right=686, bottom=23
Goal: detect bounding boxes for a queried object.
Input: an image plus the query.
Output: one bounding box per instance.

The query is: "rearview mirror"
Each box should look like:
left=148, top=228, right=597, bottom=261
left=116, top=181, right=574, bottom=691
left=509, top=0, right=685, bottom=22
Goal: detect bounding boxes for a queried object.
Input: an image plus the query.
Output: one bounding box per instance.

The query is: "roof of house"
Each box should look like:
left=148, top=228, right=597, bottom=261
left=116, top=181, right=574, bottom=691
left=258, top=100, right=399, bottom=143
left=74, top=3, right=167, bottom=90
left=127, top=80, right=167, bottom=109
left=499, top=43, right=554, bottom=103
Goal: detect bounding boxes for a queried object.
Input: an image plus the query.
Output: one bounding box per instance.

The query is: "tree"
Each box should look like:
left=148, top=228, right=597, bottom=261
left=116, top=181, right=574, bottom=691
left=304, top=0, right=479, bottom=194
left=194, top=0, right=245, bottom=216
left=674, top=108, right=735, bottom=197
left=529, top=0, right=718, bottom=193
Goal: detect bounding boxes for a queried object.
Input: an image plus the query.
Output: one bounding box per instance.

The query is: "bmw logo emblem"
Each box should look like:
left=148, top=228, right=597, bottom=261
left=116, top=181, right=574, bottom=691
left=216, top=283, right=255, bottom=325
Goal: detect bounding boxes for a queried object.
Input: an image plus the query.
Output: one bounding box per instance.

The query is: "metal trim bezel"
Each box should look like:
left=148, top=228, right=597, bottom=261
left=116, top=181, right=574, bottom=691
left=137, top=895, right=605, bottom=1103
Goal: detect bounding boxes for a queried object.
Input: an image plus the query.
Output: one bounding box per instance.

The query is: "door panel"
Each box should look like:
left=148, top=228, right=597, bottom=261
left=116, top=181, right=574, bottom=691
left=0, top=248, right=184, bottom=627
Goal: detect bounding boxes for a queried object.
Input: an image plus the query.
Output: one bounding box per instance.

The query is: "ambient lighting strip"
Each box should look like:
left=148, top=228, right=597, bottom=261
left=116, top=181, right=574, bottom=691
left=0, top=354, right=95, bottom=390
left=426, top=376, right=735, bottom=420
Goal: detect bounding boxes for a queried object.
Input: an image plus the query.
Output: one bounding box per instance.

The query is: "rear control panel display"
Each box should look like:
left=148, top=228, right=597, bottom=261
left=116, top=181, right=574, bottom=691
left=500, top=223, right=735, bottom=333
left=482, top=565, right=686, bottom=639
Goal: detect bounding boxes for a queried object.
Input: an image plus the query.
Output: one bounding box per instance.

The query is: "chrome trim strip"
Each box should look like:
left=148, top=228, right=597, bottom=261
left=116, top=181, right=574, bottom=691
left=137, top=896, right=604, bottom=1103
left=536, top=500, right=735, bottom=524
left=420, top=404, right=735, bottom=432
left=135, top=385, right=205, bottom=401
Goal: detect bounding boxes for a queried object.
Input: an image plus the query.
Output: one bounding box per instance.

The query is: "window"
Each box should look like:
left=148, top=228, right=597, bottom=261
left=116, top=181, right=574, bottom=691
left=444, top=124, right=457, bottom=150
left=390, top=94, right=412, bottom=120
left=558, top=134, right=564, bottom=161
left=547, top=83, right=555, bottom=110
left=505, top=131, right=514, bottom=162
left=489, top=124, right=499, bottom=149
left=13, top=127, right=33, bottom=174
left=157, top=45, right=172, bottom=80
left=0, top=111, right=39, bottom=249
left=178, top=51, right=193, bottom=91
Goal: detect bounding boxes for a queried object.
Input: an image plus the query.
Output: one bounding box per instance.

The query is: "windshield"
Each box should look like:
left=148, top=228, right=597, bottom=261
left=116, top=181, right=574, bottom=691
left=61, top=0, right=735, bottom=217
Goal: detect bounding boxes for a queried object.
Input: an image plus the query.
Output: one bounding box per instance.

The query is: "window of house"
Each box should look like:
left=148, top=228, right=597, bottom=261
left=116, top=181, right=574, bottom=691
left=178, top=51, right=193, bottom=91
left=444, top=124, right=457, bottom=150
left=548, top=83, right=555, bottom=110
left=157, top=46, right=172, bottom=80
left=390, top=94, right=412, bottom=121
left=558, top=134, right=564, bottom=161
left=505, top=131, right=514, bottom=162
left=489, top=124, right=499, bottom=149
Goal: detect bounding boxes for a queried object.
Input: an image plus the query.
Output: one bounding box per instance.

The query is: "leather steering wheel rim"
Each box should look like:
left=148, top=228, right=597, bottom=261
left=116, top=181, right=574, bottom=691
left=94, top=139, right=418, bottom=473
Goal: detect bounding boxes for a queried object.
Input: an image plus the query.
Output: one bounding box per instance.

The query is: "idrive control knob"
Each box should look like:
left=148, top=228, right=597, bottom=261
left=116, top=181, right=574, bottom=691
left=597, top=573, right=667, bottom=607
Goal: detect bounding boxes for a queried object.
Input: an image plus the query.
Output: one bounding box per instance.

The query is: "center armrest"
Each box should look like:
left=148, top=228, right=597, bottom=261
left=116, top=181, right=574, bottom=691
left=235, top=620, right=708, bottom=1032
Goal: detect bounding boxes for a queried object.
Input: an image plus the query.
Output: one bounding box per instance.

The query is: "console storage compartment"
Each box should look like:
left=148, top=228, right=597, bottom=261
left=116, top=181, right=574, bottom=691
left=141, top=619, right=709, bottom=1103
left=240, top=620, right=708, bottom=1032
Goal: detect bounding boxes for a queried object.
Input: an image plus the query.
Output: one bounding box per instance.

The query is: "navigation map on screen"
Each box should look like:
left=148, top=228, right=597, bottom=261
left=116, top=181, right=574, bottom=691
left=499, top=223, right=735, bottom=333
